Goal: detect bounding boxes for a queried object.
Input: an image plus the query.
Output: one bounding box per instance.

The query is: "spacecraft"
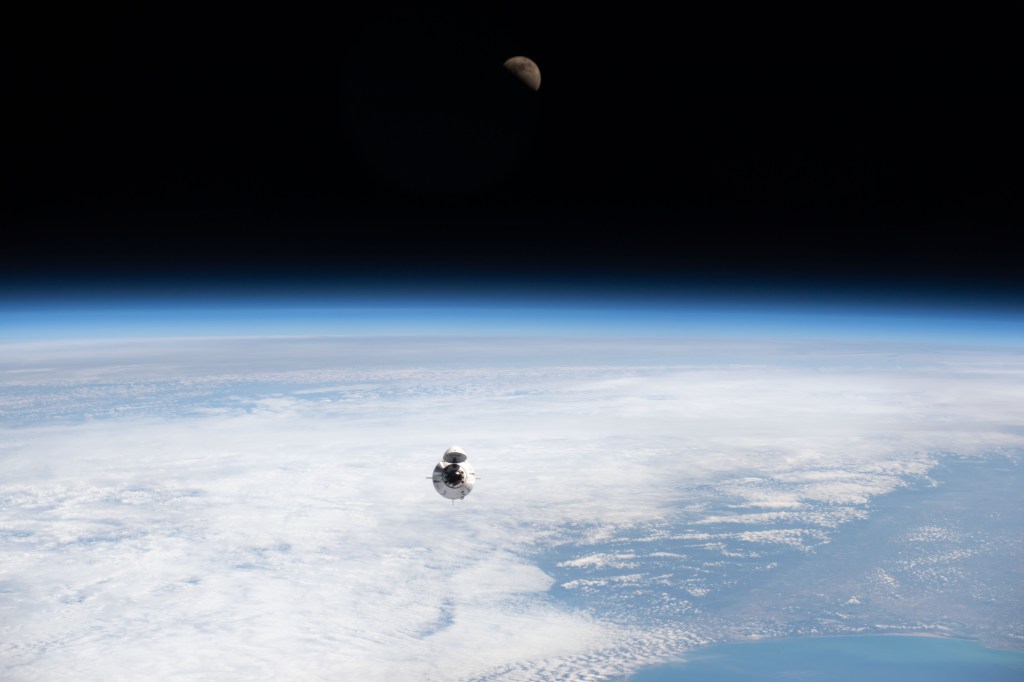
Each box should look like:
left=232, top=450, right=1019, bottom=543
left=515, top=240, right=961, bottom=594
left=431, top=445, right=476, bottom=501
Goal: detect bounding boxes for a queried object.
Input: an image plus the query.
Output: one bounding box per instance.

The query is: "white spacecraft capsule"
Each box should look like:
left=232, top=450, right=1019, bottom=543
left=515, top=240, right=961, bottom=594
left=431, top=445, right=476, bottom=501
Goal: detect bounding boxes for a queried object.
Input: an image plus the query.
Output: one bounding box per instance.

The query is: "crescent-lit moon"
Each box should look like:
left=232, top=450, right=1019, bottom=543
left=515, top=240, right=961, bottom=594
left=503, top=56, right=541, bottom=91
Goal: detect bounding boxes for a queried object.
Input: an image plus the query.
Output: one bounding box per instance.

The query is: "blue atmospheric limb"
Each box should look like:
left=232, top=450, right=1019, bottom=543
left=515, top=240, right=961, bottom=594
left=1, top=287, right=1023, bottom=344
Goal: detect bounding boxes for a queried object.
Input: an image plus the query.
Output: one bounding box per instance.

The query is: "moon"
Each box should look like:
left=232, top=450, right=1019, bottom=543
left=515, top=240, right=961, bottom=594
left=503, top=56, right=541, bottom=91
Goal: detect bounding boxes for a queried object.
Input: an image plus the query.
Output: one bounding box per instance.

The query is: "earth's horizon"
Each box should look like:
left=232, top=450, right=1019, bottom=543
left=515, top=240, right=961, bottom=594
left=2, top=296, right=1022, bottom=680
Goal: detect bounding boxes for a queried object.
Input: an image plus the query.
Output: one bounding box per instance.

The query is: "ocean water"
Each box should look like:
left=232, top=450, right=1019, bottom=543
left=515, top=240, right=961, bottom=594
left=629, top=635, right=1024, bottom=681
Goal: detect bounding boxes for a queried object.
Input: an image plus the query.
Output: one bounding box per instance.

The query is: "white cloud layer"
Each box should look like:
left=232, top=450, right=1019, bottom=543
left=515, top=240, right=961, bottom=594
left=1, top=336, right=1022, bottom=680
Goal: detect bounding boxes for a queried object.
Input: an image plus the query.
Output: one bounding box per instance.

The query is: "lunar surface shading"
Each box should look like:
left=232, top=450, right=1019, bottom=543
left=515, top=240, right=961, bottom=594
left=503, top=56, right=541, bottom=91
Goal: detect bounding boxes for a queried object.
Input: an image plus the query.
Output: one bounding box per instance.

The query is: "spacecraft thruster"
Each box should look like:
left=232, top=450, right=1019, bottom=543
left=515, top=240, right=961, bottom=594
left=431, top=445, right=476, bottom=501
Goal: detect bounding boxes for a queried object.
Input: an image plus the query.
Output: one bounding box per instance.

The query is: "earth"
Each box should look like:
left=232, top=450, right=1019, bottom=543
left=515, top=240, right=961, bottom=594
left=1, top=299, right=1022, bottom=680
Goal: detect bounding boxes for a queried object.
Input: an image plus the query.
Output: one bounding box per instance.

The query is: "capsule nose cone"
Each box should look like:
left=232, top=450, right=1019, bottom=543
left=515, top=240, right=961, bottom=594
left=443, top=445, right=468, bottom=463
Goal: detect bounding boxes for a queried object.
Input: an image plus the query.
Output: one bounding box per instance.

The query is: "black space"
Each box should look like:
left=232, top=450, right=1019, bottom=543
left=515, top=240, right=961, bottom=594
left=2, top=5, right=1020, bottom=299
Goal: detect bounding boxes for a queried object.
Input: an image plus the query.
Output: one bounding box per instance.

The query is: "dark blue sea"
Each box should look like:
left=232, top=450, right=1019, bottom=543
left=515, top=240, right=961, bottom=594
left=630, top=635, right=1024, bottom=681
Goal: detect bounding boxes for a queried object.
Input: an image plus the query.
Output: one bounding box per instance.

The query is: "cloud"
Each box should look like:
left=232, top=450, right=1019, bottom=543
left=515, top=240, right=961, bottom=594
left=1, top=336, right=1023, bottom=679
